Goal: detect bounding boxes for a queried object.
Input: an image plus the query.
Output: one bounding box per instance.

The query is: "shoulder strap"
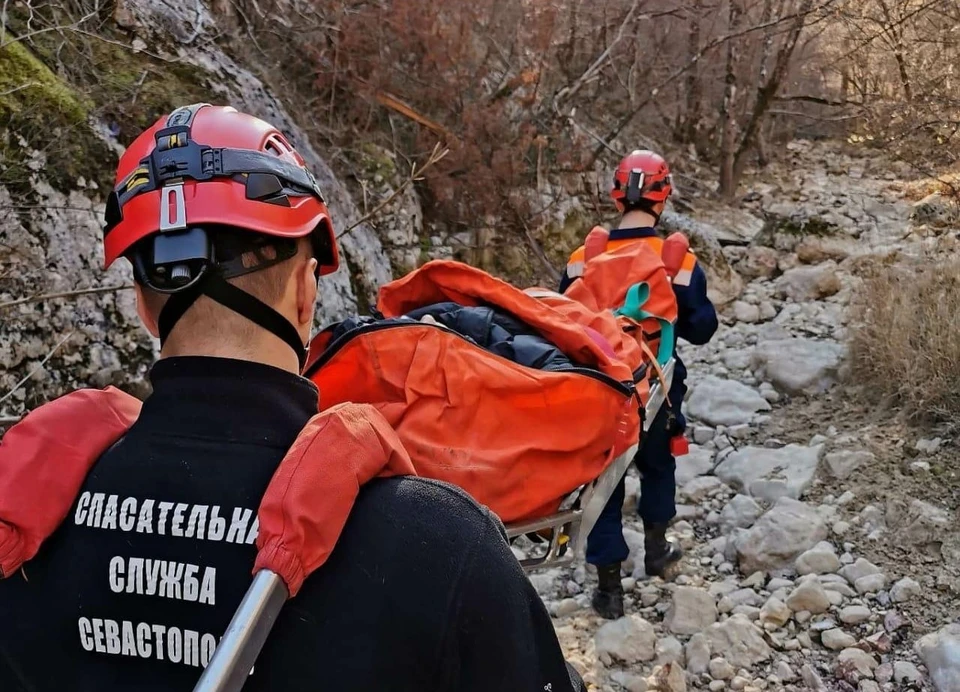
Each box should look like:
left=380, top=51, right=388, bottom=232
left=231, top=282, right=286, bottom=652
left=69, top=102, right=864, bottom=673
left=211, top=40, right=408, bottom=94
left=582, top=226, right=610, bottom=262
left=0, top=387, right=141, bottom=578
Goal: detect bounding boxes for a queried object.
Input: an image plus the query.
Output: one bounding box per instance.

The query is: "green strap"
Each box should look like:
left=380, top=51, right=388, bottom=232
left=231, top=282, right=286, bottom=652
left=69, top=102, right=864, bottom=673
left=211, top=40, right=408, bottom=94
left=615, top=282, right=676, bottom=366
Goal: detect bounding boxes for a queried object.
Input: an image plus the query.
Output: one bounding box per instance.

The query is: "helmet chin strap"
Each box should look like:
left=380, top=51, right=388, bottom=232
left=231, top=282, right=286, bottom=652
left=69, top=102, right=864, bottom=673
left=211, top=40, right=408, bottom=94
left=157, top=272, right=308, bottom=372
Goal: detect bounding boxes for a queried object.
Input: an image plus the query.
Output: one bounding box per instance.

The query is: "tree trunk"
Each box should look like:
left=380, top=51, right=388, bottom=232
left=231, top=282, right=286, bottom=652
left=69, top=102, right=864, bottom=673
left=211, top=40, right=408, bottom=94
left=729, top=0, right=815, bottom=193
left=718, top=0, right=743, bottom=198
left=893, top=48, right=914, bottom=102
left=681, top=0, right=703, bottom=143
left=877, top=0, right=914, bottom=102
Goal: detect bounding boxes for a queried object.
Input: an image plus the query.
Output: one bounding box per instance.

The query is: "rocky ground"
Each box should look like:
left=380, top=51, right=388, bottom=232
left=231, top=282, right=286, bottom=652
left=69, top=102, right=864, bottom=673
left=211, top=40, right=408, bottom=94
left=528, top=141, right=960, bottom=692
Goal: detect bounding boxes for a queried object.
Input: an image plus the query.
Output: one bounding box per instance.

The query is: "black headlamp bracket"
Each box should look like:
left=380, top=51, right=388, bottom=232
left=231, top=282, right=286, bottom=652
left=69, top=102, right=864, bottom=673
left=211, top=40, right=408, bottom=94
left=133, top=225, right=215, bottom=294
left=625, top=169, right=645, bottom=205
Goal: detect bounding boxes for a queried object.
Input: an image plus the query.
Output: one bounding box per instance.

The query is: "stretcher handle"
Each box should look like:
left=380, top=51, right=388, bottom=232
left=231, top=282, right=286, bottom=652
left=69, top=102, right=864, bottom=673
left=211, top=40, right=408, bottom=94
left=192, top=570, right=289, bottom=692
left=661, top=232, right=689, bottom=280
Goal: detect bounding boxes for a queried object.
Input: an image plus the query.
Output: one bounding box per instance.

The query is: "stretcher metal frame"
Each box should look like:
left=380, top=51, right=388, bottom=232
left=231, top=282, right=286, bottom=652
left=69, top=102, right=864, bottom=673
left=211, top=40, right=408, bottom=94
left=193, top=358, right=675, bottom=692
left=504, top=357, right=675, bottom=572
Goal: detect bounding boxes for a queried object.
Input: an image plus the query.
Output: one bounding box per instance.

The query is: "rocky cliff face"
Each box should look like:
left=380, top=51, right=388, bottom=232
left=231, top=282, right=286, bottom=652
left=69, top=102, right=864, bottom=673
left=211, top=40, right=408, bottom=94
left=0, top=0, right=405, bottom=415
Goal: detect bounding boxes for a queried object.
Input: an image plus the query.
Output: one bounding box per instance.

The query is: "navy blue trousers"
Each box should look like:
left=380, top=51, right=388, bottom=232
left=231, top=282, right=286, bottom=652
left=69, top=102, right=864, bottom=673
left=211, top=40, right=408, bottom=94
left=585, top=407, right=677, bottom=566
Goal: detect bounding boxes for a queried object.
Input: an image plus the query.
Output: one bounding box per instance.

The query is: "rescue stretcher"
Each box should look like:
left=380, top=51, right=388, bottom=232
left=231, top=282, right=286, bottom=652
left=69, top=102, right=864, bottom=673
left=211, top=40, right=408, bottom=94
left=504, top=356, right=674, bottom=571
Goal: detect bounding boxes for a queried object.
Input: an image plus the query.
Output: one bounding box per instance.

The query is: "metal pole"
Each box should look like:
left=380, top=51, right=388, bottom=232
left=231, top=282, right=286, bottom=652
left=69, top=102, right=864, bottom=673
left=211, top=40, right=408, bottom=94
left=193, top=570, right=289, bottom=692
left=575, top=358, right=676, bottom=556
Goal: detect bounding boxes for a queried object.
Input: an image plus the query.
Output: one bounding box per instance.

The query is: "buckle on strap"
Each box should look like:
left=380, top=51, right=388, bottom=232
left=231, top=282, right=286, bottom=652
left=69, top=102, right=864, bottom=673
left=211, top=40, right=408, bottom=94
left=159, top=184, right=187, bottom=232
left=151, top=127, right=221, bottom=186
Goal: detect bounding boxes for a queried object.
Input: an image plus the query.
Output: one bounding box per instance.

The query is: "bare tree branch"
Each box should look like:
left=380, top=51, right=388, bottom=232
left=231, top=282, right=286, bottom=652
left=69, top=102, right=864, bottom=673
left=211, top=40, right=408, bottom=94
left=0, top=331, right=76, bottom=409
left=0, top=285, right=133, bottom=313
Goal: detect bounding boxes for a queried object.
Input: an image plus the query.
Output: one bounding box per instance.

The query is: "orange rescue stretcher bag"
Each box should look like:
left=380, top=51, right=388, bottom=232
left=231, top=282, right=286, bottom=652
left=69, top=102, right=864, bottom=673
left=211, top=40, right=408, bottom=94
left=304, top=260, right=644, bottom=524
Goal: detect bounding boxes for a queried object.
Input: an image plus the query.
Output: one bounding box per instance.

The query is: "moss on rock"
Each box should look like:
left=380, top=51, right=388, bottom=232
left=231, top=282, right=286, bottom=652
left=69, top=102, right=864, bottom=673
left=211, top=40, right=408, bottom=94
left=2, top=5, right=216, bottom=198
left=0, top=40, right=102, bottom=197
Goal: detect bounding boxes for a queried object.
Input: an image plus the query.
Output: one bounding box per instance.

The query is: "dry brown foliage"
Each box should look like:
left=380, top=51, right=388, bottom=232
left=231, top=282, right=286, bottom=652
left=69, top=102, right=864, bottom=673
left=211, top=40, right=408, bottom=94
left=849, top=257, right=960, bottom=427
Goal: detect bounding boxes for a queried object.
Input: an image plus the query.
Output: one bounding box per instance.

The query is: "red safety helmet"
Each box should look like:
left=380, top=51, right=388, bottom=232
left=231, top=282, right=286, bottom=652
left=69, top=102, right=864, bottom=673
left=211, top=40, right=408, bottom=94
left=103, top=104, right=338, bottom=274
left=102, top=104, right=340, bottom=370
left=610, top=149, right=673, bottom=214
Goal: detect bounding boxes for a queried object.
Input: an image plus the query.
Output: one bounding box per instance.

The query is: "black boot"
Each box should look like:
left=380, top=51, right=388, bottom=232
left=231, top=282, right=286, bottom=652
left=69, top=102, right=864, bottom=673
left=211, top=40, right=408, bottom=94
left=591, top=563, right=625, bottom=620
left=644, top=522, right=683, bottom=578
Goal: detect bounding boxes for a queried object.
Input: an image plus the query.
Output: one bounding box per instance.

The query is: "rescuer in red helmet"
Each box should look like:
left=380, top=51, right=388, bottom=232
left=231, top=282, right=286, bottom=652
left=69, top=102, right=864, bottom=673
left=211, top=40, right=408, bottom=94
left=560, top=150, right=718, bottom=619
left=0, top=104, right=583, bottom=692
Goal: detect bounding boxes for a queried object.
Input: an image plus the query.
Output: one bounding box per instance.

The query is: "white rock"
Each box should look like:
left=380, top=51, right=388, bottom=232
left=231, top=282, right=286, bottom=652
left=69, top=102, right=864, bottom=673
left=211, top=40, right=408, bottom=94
left=750, top=338, right=846, bottom=395
left=824, top=450, right=875, bottom=480
left=528, top=569, right=562, bottom=596
left=656, top=635, right=685, bottom=666
left=899, top=499, right=953, bottom=546
left=715, top=444, right=822, bottom=502
left=801, top=663, right=827, bottom=691
left=915, top=436, right=944, bottom=454
left=665, top=587, right=719, bottom=635
left=732, top=605, right=760, bottom=620
left=823, top=581, right=856, bottom=598
left=837, top=490, right=856, bottom=506
left=708, top=680, right=726, bottom=692
left=840, top=558, right=881, bottom=585
left=733, top=301, right=761, bottom=323
left=595, top=615, right=657, bottom=664
left=680, top=476, right=724, bottom=502
left=736, top=498, right=829, bottom=573
left=893, top=661, right=924, bottom=685
left=686, top=376, right=772, bottom=427
left=768, top=578, right=795, bottom=591
left=727, top=588, right=764, bottom=608
left=890, top=577, right=921, bottom=603
left=610, top=671, right=648, bottom=692
left=710, top=658, right=736, bottom=680
left=916, top=624, right=960, bottom=692
left=825, top=590, right=845, bottom=606
left=822, top=628, right=857, bottom=650
left=759, top=597, right=791, bottom=628
left=719, top=495, right=763, bottom=532
left=709, top=580, right=741, bottom=599
left=786, top=580, right=831, bottom=615
left=554, top=598, right=582, bottom=617
left=624, top=474, right=641, bottom=509
left=837, top=648, right=879, bottom=679
left=859, top=681, right=880, bottom=692
left=776, top=262, right=842, bottom=302
left=623, top=528, right=646, bottom=566
left=706, top=615, right=773, bottom=669
left=775, top=661, right=796, bottom=682
left=729, top=675, right=749, bottom=691
left=654, top=662, right=687, bottom=692
left=693, top=426, right=716, bottom=445
left=795, top=236, right=852, bottom=264
left=854, top=573, right=887, bottom=594
left=685, top=632, right=711, bottom=675
left=738, top=246, right=779, bottom=279
left=796, top=544, right=841, bottom=575
left=676, top=444, right=716, bottom=485
left=640, top=587, right=660, bottom=607
left=839, top=605, right=872, bottom=625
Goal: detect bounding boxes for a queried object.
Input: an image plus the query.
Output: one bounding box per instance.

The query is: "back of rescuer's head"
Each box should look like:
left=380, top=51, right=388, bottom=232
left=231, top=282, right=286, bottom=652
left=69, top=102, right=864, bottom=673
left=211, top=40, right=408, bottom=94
left=102, top=104, right=340, bottom=373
